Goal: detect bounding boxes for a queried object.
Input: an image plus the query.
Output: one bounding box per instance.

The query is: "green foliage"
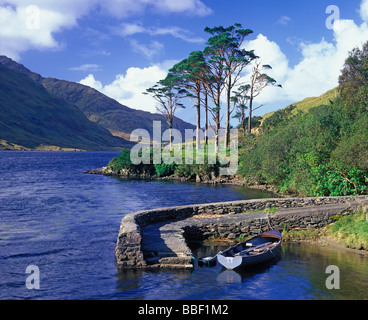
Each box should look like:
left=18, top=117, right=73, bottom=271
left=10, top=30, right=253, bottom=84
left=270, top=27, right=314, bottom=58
left=326, top=210, right=368, bottom=250
left=107, top=147, right=222, bottom=180
left=154, top=162, right=177, bottom=177
left=339, top=42, right=368, bottom=107
left=108, top=149, right=133, bottom=172
left=174, top=156, right=220, bottom=180
left=174, top=164, right=196, bottom=179
left=238, top=91, right=368, bottom=197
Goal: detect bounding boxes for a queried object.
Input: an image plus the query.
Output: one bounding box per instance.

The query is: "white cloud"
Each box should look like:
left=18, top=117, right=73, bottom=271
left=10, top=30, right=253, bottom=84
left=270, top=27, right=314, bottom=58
left=69, top=64, right=102, bottom=72
left=0, top=4, right=77, bottom=59
left=129, top=39, right=164, bottom=59
left=118, top=23, right=205, bottom=58
left=360, top=0, right=368, bottom=21
left=242, top=1, right=368, bottom=110
left=102, top=0, right=212, bottom=18
left=80, top=74, right=104, bottom=91
left=152, top=0, right=212, bottom=16
left=0, top=0, right=211, bottom=59
left=119, top=22, right=205, bottom=43
left=276, top=16, right=291, bottom=26
left=80, top=62, right=173, bottom=112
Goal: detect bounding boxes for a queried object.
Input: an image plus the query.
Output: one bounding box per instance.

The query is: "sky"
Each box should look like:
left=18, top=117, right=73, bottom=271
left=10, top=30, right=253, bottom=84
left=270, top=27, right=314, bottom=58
left=1, top=0, right=368, bottom=127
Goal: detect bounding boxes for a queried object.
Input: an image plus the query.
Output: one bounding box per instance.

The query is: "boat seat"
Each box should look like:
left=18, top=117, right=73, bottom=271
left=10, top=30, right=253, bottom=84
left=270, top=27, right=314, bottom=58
left=253, top=243, right=277, bottom=252
left=235, top=242, right=273, bottom=256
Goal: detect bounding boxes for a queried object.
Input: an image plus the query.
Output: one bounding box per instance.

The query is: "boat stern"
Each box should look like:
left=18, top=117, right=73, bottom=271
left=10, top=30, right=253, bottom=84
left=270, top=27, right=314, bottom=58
left=217, top=254, right=243, bottom=270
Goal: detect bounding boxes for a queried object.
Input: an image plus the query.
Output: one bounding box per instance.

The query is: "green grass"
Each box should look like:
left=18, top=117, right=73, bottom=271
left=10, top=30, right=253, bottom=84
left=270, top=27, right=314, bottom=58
left=262, top=87, right=338, bottom=121
left=281, top=229, right=321, bottom=242
left=326, top=210, right=368, bottom=250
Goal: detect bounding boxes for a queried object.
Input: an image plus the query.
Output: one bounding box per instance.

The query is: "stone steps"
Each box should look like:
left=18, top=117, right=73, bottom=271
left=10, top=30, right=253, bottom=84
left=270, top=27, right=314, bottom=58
left=141, top=221, right=193, bottom=269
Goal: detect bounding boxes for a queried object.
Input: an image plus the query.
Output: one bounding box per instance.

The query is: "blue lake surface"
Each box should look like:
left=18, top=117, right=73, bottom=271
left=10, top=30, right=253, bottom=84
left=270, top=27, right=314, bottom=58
left=1, top=151, right=368, bottom=300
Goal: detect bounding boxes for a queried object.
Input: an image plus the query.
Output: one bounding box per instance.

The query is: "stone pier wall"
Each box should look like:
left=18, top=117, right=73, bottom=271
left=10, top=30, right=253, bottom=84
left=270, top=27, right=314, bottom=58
left=115, top=195, right=368, bottom=269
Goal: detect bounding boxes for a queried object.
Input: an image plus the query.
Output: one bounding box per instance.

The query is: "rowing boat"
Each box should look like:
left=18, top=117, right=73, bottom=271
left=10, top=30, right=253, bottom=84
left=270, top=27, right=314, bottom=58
left=217, top=229, right=282, bottom=270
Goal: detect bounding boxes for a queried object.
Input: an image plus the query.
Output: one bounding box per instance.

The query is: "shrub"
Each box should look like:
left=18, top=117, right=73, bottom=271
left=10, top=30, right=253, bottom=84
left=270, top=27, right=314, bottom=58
left=154, top=162, right=176, bottom=177
left=108, top=149, right=133, bottom=172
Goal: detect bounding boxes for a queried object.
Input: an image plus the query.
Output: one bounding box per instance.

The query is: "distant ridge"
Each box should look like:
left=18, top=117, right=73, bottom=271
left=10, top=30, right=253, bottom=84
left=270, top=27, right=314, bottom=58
left=0, top=56, right=195, bottom=141
left=0, top=56, right=195, bottom=150
left=0, top=63, right=133, bottom=150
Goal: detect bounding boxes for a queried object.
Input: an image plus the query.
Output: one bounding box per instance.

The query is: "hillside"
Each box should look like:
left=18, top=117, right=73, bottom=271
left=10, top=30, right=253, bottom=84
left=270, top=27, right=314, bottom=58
left=238, top=84, right=368, bottom=197
left=0, top=64, right=134, bottom=151
left=42, top=78, right=195, bottom=139
left=262, top=87, right=338, bottom=121
left=0, top=56, right=195, bottom=142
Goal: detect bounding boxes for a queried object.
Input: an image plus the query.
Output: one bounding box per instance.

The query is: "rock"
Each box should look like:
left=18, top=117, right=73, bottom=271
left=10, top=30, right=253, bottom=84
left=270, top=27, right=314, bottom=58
left=364, top=206, right=368, bottom=222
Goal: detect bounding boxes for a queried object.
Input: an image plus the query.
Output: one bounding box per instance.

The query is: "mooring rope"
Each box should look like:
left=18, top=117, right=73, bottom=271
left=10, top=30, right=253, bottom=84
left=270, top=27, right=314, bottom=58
left=194, top=250, right=224, bottom=267
left=267, top=213, right=274, bottom=230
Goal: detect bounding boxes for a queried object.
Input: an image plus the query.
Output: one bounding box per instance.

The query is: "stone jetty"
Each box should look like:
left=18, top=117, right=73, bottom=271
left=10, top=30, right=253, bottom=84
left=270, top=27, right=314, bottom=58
left=115, top=195, right=368, bottom=270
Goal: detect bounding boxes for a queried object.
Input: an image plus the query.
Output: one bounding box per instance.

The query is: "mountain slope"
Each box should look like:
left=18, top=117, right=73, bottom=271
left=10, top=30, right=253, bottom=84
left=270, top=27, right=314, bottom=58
left=0, top=56, right=196, bottom=141
left=0, top=64, right=134, bottom=151
left=262, top=87, right=338, bottom=121
left=42, top=78, right=195, bottom=139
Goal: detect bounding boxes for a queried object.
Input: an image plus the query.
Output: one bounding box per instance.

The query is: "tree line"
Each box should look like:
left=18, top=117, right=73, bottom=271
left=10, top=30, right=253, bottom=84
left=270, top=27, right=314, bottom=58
left=238, top=41, right=368, bottom=197
left=143, top=23, right=280, bottom=152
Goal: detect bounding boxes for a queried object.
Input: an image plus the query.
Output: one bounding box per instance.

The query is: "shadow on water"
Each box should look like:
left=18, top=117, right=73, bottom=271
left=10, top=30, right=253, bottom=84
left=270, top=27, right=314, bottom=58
left=216, top=254, right=281, bottom=284
left=192, top=243, right=282, bottom=285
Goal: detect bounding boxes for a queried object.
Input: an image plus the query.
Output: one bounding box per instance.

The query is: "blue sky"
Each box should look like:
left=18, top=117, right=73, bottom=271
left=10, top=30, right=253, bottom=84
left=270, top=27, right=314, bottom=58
left=1, top=0, right=368, bottom=126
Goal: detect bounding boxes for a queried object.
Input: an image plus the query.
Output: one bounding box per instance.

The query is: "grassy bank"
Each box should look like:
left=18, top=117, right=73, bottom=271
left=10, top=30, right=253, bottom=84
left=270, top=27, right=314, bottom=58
left=281, top=209, right=368, bottom=251
left=325, top=209, right=368, bottom=250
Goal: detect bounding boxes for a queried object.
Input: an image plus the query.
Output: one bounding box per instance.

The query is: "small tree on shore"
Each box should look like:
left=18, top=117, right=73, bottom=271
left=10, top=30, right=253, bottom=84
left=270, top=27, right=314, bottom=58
left=144, top=73, right=188, bottom=148
left=231, top=84, right=250, bottom=133
left=246, top=60, right=281, bottom=133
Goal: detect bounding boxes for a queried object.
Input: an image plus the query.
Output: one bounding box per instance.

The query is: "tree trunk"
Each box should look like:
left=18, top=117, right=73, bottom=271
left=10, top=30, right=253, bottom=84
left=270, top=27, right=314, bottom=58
left=168, top=118, right=173, bottom=149
left=204, top=90, right=208, bottom=146
left=241, top=106, right=246, bottom=133
left=215, top=92, right=221, bottom=154
left=225, top=83, right=231, bottom=148
left=248, top=97, right=253, bottom=134
left=196, top=90, right=201, bottom=151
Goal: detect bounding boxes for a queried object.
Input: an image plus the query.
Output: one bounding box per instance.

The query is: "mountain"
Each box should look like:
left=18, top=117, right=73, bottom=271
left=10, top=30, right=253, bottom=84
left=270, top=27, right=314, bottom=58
left=0, top=63, right=135, bottom=151
left=0, top=56, right=196, bottom=146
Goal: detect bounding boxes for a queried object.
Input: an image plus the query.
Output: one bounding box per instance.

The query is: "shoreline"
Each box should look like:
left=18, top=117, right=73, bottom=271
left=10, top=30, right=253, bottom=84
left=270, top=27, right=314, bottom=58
left=202, top=232, right=368, bottom=257
left=291, top=236, right=368, bottom=258
left=85, top=168, right=368, bottom=257
left=84, top=167, right=284, bottom=198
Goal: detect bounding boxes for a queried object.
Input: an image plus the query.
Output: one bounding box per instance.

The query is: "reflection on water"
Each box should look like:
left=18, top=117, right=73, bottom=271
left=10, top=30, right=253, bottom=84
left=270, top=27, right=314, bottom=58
left=116, top=243, right=368, bottom=300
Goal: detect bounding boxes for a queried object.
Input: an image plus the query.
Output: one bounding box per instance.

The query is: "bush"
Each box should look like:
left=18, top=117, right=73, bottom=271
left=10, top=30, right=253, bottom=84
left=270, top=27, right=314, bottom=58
left=238, top=97, right=368, bottom=197
left=108, top=149, right=134, bottom=172
left=154, top=162, right=176, bottom=177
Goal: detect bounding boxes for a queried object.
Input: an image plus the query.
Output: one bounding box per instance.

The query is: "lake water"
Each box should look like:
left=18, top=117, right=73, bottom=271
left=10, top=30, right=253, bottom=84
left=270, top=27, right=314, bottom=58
left=1, top=151, right=368, bottom=300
